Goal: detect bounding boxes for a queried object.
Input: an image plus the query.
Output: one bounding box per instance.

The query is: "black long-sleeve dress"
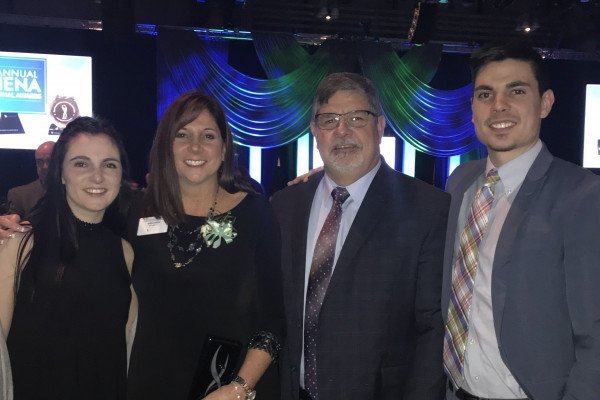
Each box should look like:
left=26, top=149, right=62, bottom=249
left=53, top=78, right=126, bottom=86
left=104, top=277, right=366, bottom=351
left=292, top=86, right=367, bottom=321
left=127, top=193, right=285, bottom=400
left=7, top=220, right=131, bottom=400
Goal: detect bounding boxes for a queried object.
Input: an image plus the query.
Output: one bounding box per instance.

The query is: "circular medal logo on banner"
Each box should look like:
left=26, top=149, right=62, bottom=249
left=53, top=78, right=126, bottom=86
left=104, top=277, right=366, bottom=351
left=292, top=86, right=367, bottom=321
left=50, top=96, right=80, bottom=124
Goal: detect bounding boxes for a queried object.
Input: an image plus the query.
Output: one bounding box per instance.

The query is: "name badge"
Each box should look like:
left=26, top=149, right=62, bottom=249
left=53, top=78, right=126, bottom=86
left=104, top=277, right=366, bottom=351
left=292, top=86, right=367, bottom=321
left=137, top=216, right=168, bottom=236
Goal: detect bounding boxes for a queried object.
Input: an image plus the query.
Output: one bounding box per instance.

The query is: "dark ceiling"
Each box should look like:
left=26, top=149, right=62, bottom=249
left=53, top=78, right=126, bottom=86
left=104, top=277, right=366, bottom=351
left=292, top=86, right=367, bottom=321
left=0, top=0, right=599, bottom=57
left=236, top=0, right=600, bottom=55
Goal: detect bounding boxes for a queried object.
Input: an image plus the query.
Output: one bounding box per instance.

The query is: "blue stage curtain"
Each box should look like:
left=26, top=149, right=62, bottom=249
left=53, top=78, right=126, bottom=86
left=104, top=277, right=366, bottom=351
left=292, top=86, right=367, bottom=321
left=157, top=28, right=477, bottom=155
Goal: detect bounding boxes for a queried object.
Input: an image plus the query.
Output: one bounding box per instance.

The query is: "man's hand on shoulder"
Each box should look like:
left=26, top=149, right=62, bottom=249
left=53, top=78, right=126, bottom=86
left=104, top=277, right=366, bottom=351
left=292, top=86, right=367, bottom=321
left=287, top=166, right=323, bottom=186
left=0, top=214, right=28, bottom=243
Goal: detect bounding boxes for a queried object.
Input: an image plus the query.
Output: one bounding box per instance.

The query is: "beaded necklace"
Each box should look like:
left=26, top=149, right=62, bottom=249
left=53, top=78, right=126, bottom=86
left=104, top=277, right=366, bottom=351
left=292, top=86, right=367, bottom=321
left=167, top=186, right=219, bottom=269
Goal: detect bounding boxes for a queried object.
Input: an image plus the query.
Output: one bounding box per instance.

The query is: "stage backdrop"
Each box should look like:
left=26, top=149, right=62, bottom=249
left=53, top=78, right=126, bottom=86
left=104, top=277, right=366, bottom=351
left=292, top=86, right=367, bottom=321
left=157, top=28, right=476, bottom=157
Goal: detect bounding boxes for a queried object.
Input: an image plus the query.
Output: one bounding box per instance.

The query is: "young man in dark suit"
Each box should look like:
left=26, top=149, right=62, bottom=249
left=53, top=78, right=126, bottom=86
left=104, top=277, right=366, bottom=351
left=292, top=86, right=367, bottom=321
left=443, top=42, right=600, bottom=400
left=272, top=72, right=449, bottom=400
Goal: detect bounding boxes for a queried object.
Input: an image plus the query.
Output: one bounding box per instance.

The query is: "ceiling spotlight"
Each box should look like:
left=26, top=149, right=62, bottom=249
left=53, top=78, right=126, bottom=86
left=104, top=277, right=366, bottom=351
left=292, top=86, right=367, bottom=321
left=316, top=5, right=339, bottom=21
left=517, top=21, right=539, bottom=33
left=516, top=13, right=539, bottom=33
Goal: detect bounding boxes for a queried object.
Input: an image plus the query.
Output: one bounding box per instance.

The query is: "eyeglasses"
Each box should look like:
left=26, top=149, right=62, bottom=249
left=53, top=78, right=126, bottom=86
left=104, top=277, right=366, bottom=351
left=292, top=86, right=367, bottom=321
left=314, top=110, right=378, bottom=130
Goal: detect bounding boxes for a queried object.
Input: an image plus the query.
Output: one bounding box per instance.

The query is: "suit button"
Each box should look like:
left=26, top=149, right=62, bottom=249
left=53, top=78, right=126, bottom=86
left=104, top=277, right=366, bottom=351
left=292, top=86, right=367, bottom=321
left=291, top=365, right=297, bottom=372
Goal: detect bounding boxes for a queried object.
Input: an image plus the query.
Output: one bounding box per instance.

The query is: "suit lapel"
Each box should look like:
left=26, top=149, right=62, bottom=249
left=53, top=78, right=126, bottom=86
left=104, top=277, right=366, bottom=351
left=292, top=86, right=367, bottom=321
left=442, top=159, right=486, bottom=320
left=290, top=172, right=324, bottom=319
left=445, top=161, right=485, bottom=260
left=325, top=163, right=391, bottom=295
left=491, top=146, right=553, bottom=335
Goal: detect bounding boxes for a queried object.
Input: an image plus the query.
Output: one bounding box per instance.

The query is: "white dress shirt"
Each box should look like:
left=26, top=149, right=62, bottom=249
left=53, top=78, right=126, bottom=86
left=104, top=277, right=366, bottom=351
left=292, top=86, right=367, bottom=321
left=454, top=140, right=542, bottom=398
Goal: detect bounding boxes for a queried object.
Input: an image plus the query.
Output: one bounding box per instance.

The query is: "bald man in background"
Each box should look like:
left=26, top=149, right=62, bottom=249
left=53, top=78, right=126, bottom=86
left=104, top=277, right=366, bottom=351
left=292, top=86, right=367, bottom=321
left=6, top=141, right=54, bottom=218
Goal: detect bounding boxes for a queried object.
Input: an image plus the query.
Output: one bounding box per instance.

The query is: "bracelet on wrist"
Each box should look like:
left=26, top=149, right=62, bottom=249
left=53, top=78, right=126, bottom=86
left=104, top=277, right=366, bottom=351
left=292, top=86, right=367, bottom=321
left=231, top=383, right=243, bottom=400
left=231, top=375, right=256, bottom=400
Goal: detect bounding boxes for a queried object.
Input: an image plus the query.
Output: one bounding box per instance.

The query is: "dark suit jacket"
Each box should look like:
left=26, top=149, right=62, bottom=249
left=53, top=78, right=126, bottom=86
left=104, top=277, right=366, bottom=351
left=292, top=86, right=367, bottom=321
left=441, top=145, right=600, bottom=400
left=272, top=161, right=450, bottom=400
left=6, top=179, right=43, bottom=218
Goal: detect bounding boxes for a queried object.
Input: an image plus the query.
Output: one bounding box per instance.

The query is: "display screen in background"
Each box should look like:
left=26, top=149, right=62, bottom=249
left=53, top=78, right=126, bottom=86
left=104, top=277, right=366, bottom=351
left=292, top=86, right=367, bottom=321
left=582, top=84, right=600, bottom=169
left=0, top=51, right=92, bottom=150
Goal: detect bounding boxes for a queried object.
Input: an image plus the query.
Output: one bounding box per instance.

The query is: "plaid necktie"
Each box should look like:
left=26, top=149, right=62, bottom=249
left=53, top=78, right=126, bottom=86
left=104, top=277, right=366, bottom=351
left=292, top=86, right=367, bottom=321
left=304, top=186, right=350, bottom=400
left=443, top=169, right=501, bottom=384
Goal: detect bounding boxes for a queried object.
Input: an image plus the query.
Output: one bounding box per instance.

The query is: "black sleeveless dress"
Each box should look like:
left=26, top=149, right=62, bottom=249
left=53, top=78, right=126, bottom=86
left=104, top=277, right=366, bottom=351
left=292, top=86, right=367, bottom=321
left=127, top=194, right=284, bottom=400
left=7, top=220, right=131, bottom=400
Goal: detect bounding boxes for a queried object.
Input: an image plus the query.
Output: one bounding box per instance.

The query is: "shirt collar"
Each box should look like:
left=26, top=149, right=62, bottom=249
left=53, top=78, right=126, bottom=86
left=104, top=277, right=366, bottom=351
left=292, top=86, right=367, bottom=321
left=486, top=140, right=542, bottom=196
left=322, top=158, right=382, bottom=206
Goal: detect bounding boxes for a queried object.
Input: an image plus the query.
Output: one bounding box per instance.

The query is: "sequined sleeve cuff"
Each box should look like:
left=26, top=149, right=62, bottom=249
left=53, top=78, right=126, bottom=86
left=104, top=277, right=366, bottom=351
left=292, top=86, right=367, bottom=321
left=248, top=331, right=281, bottom=363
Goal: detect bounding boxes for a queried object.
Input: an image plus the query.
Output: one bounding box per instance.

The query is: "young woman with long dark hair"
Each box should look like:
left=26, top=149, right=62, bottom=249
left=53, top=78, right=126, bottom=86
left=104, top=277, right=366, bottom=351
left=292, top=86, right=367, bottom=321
left=0, top=117, right=137, bottom=400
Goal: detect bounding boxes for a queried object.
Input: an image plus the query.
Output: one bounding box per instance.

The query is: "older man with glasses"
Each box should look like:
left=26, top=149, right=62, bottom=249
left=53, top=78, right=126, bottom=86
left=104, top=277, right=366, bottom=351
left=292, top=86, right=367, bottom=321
left=271, top=72, right=450, bottom=400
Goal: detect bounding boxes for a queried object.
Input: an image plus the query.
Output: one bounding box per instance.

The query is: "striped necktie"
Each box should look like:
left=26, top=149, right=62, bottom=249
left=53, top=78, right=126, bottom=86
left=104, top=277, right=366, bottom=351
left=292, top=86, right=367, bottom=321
left=443, top=169, right=501, bottom=384
left=304, top=186, right=350, bottom=400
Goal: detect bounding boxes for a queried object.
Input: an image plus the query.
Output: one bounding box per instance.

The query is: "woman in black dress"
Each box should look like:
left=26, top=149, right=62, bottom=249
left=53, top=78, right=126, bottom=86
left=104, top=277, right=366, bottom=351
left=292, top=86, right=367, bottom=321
left=0, top=117, right=137, bottom=400
left=127, top=92, right=284, bottom=400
